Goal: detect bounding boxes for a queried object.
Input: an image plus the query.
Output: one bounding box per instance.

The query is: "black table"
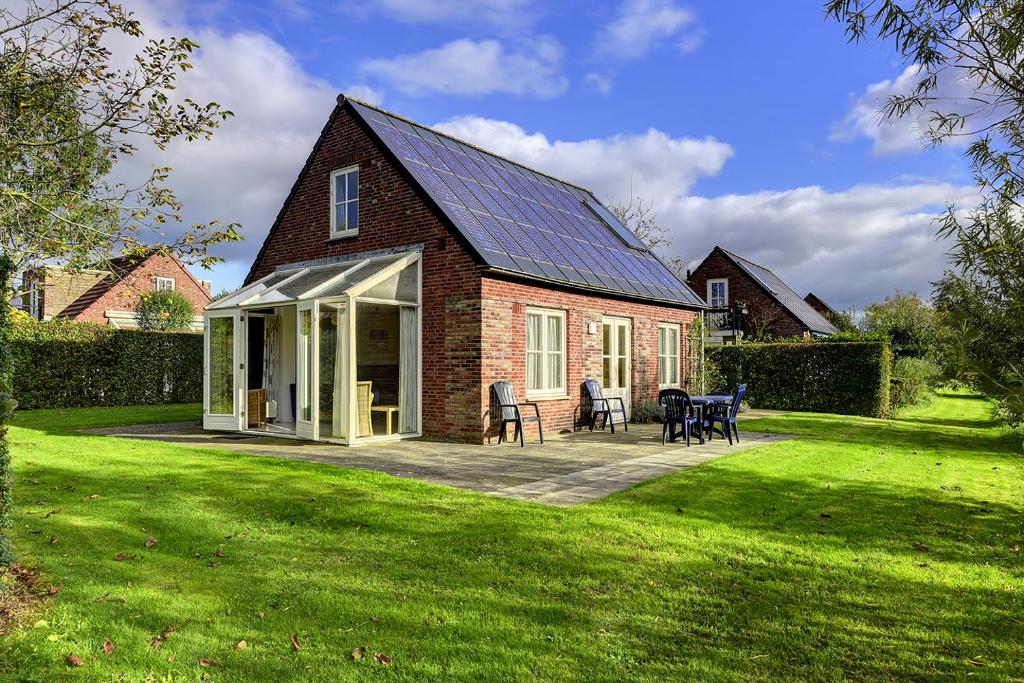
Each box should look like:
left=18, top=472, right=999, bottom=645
left=689, top=395, right=734, bottom=439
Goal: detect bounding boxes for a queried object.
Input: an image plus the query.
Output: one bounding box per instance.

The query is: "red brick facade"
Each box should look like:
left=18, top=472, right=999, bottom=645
left=688, top=249, right=809, bottom=339
left=247, top=103, right=699, bottom=443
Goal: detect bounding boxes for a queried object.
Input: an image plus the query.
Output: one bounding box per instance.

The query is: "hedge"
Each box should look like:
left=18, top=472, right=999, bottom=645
left=9, top=321, right=203, bottom=409
left=710, top=341, right=892, bottom=418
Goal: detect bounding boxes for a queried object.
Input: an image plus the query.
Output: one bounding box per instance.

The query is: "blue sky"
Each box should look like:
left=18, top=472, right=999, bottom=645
left=127, top=0, right=976, bottom=310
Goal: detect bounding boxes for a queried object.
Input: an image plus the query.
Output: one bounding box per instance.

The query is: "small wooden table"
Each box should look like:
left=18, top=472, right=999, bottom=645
left=370, top=405, right=400, bottom=435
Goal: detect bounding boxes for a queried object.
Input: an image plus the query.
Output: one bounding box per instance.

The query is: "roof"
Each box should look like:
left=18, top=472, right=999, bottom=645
left=336, top=96, right=704, bottom=307
left=710, top=248, right=838, bottom=335
left=804, top=291, right=837, bottom=316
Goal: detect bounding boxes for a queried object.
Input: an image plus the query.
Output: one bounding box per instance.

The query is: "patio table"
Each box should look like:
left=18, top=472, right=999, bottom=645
left=689, top=395, right=734, bottom=439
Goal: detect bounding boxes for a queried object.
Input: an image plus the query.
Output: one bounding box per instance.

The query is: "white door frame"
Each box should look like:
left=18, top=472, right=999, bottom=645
left=203, top=310, right=243, bottom=431
left=295, top=300, right=319, bottom=441
left=601, top=316, right=632, bottom=419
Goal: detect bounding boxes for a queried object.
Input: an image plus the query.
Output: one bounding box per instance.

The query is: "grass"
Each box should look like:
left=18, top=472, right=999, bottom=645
left=1, top=391, right=1022, bottom=681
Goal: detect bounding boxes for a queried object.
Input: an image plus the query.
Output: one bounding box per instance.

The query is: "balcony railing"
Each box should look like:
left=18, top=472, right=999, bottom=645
left=705, top=305, right=745, bottom=334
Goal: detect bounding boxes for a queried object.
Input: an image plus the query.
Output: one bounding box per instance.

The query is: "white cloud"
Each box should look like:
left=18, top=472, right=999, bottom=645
left=368, top=0, right=538, bottom=29
left=663, top=183, right=979, bottom=309
left=434, top=115, right=733, bottom=204
left=832, top=63, right=985, bottom=155
left=344, top=84, right=384, bottom=105
left=595, top=0, right=701, bottom=60
left=359, top=37, right=566, bottom=98
left=585, top=72, right=613, bottom=95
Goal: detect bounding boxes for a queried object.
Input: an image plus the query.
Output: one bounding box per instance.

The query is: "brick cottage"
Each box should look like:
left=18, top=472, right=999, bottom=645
left=203, top=95, right=705, bottom=445
left=23, top=252, right=212, bottom=331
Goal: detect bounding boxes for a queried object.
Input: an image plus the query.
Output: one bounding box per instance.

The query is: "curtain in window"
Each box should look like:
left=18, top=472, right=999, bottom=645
left=263, top=315, right=279, bottom=416
left=399, top=306, right=418, bottom=433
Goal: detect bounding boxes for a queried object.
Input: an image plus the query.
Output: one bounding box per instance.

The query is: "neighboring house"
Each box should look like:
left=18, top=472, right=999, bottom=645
left=688, top=246, right=837, bottom=340
left=22, top=252, right=212, bottom=332
left=202, top=94, right=705, bottom=445
left=804, top=292, right=837, bottom=318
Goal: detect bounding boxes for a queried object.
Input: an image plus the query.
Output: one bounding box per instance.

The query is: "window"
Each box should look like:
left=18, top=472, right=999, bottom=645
left=330, top=166, right=359, bottom=236
left=708, top=279, right=728, bottom=308
left=658, top=323, right=680, bottom=387
left=153, top=277, right=176, bottom=291
left=27, top=281, right=40, bottom=319
left=526, top=307, right=566, bottom=396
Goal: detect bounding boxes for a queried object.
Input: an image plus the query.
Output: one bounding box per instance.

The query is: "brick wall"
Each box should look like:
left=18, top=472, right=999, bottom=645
left=689, top=250, right=808, bottom=339
left=246, top=104, right=484, bottom=442
left=480, top=276, right=698, bottom=439
left=28, top=268, right=106, bottom=319
left=67, top=254, right=212, bottom=324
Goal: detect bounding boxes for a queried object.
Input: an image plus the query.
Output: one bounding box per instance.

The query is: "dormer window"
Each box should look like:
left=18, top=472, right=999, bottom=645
left=330, top=166, right=359, bottom=237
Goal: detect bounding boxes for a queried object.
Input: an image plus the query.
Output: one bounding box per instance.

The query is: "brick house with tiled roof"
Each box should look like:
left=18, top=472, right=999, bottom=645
left=22, top=252, right=212, bottom=331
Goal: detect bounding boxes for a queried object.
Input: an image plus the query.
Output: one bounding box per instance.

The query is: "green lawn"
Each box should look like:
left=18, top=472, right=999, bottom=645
left=1, top=392, right=1022, bottom=681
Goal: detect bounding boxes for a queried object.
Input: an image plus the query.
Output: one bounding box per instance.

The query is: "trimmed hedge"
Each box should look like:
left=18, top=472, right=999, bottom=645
left=10, top=321, right=202, bottom=409
left=710, top=341, right=892, bottom=418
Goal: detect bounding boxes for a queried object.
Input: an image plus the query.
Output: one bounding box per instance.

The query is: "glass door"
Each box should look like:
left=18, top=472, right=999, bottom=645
left=203, top=311, right=242, bottom=431
left=601, top=316, right=632, bottom=419
left=296, top=301, right=319, bottom=441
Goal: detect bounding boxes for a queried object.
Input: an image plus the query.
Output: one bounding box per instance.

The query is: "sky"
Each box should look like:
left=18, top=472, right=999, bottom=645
left=117, top=0, right=977, bottom=311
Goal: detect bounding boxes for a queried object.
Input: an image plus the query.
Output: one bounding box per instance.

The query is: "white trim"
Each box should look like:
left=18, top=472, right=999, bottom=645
left=329, top=165, right=360, bottom=238
left=601, top=316, right=632, bottom=418
left=105, top=310, right=203, bottom=332
left=657, top=322, right=681, bottom=388
left=525, top=306, right=567, bottom=398
left=707, top=278, right=729, bottom=308
left=153, top=276, right=176, bottom=291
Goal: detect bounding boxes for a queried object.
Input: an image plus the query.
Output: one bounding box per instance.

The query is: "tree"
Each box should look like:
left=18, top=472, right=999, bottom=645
left=136, top=290, right=195, bottom=331
left=607, top=194, right=688, bottom=278
left=860, top=291, right=939, bottom=359
left=826, top=0, right=1024, bottom=423
left=0, top=0, right=241, bottom=566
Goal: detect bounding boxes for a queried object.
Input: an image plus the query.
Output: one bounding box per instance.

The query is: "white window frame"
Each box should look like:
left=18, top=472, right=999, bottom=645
left=153, top=276, right=176, bottom=292
left=330, top=165, right=360, bottom=238
left=707, top=278, right=728, bottom=308
left=525, top=306, right=567, bottom=398
left=655, top=323, right=679, bottom=387
left=28, top=282, right=40, bottom=319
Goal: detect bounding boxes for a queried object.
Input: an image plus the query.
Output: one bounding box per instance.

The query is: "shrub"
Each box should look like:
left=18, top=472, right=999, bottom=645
left=711, top=341, right=892, bottom=418
left=890, top=356, right=942, bottom=409
left=136, top=290, right=195, bottom=331
left=9, top=319, right=202, bottom=409
left=631, top=399, right=664, bottom=424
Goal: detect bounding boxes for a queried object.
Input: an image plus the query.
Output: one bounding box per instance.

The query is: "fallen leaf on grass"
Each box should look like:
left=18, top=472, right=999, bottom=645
left=234, top=640, right=247, bottom=651
left=66, top=654, right=83, bottom=667
left=913, top=542, right=929, bottom=552
left=102, top=640, right=115, bottom=655
left=373, top=653, right=392, bottom=665
left=818, top=513, right=832, bottom=519
left=256, top=610, right=265, bottom=619
left=167, top=655, right=175, bottom=663
left=144, top=536, right=157, bottom=549
left=351, top=647, right=365, bottom=660
left=289, top=634, right=301, bottom=651
left=214, top=547, right=224, bottom=557
left=199, top=658, right=218, bottom=667
left=82, top=494, right=100, bottom=503
left=148, top=626, right=177, bottom=648
left=46, top=585, right=60, bottom=596
left=48, top=536, right=59, bottom=545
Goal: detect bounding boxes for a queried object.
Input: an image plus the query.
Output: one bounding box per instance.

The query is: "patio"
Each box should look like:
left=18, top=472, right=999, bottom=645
left=91, top=419, right=792, bottom=505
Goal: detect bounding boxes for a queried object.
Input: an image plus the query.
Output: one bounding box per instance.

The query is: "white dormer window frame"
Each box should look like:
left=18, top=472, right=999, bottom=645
left=330, top=165, right=360, bottom=238
left=153, top=276, right=176, bottom=292
left=707, top=278, right=728, bottom=308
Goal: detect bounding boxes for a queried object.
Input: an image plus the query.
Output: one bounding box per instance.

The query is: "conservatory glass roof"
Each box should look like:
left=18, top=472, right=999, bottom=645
left=207, top=252, right=416, bottom=310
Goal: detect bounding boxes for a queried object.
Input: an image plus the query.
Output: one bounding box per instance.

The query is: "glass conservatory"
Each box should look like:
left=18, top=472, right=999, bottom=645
left=203, top=251, right=421, bottom=445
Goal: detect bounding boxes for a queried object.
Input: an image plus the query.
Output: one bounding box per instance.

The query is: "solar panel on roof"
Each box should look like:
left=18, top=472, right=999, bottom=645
left=347, top=99, right=703, bottom=306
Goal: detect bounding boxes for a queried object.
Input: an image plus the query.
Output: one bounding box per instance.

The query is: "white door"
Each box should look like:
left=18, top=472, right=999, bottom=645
left=203, top=311, right=243, bottom=431
left=601, top=316, right=632, bottom=419
left=296, top=301, right=319, bottom=441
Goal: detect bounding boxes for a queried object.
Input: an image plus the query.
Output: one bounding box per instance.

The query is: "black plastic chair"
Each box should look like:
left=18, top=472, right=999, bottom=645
left=581, top=379, right=628, bottom=433
left=492, top=381, right=543, bottom=447
left=705, top=383, right=747, bottom=445
left=659, top=389, right=703, bottom=446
